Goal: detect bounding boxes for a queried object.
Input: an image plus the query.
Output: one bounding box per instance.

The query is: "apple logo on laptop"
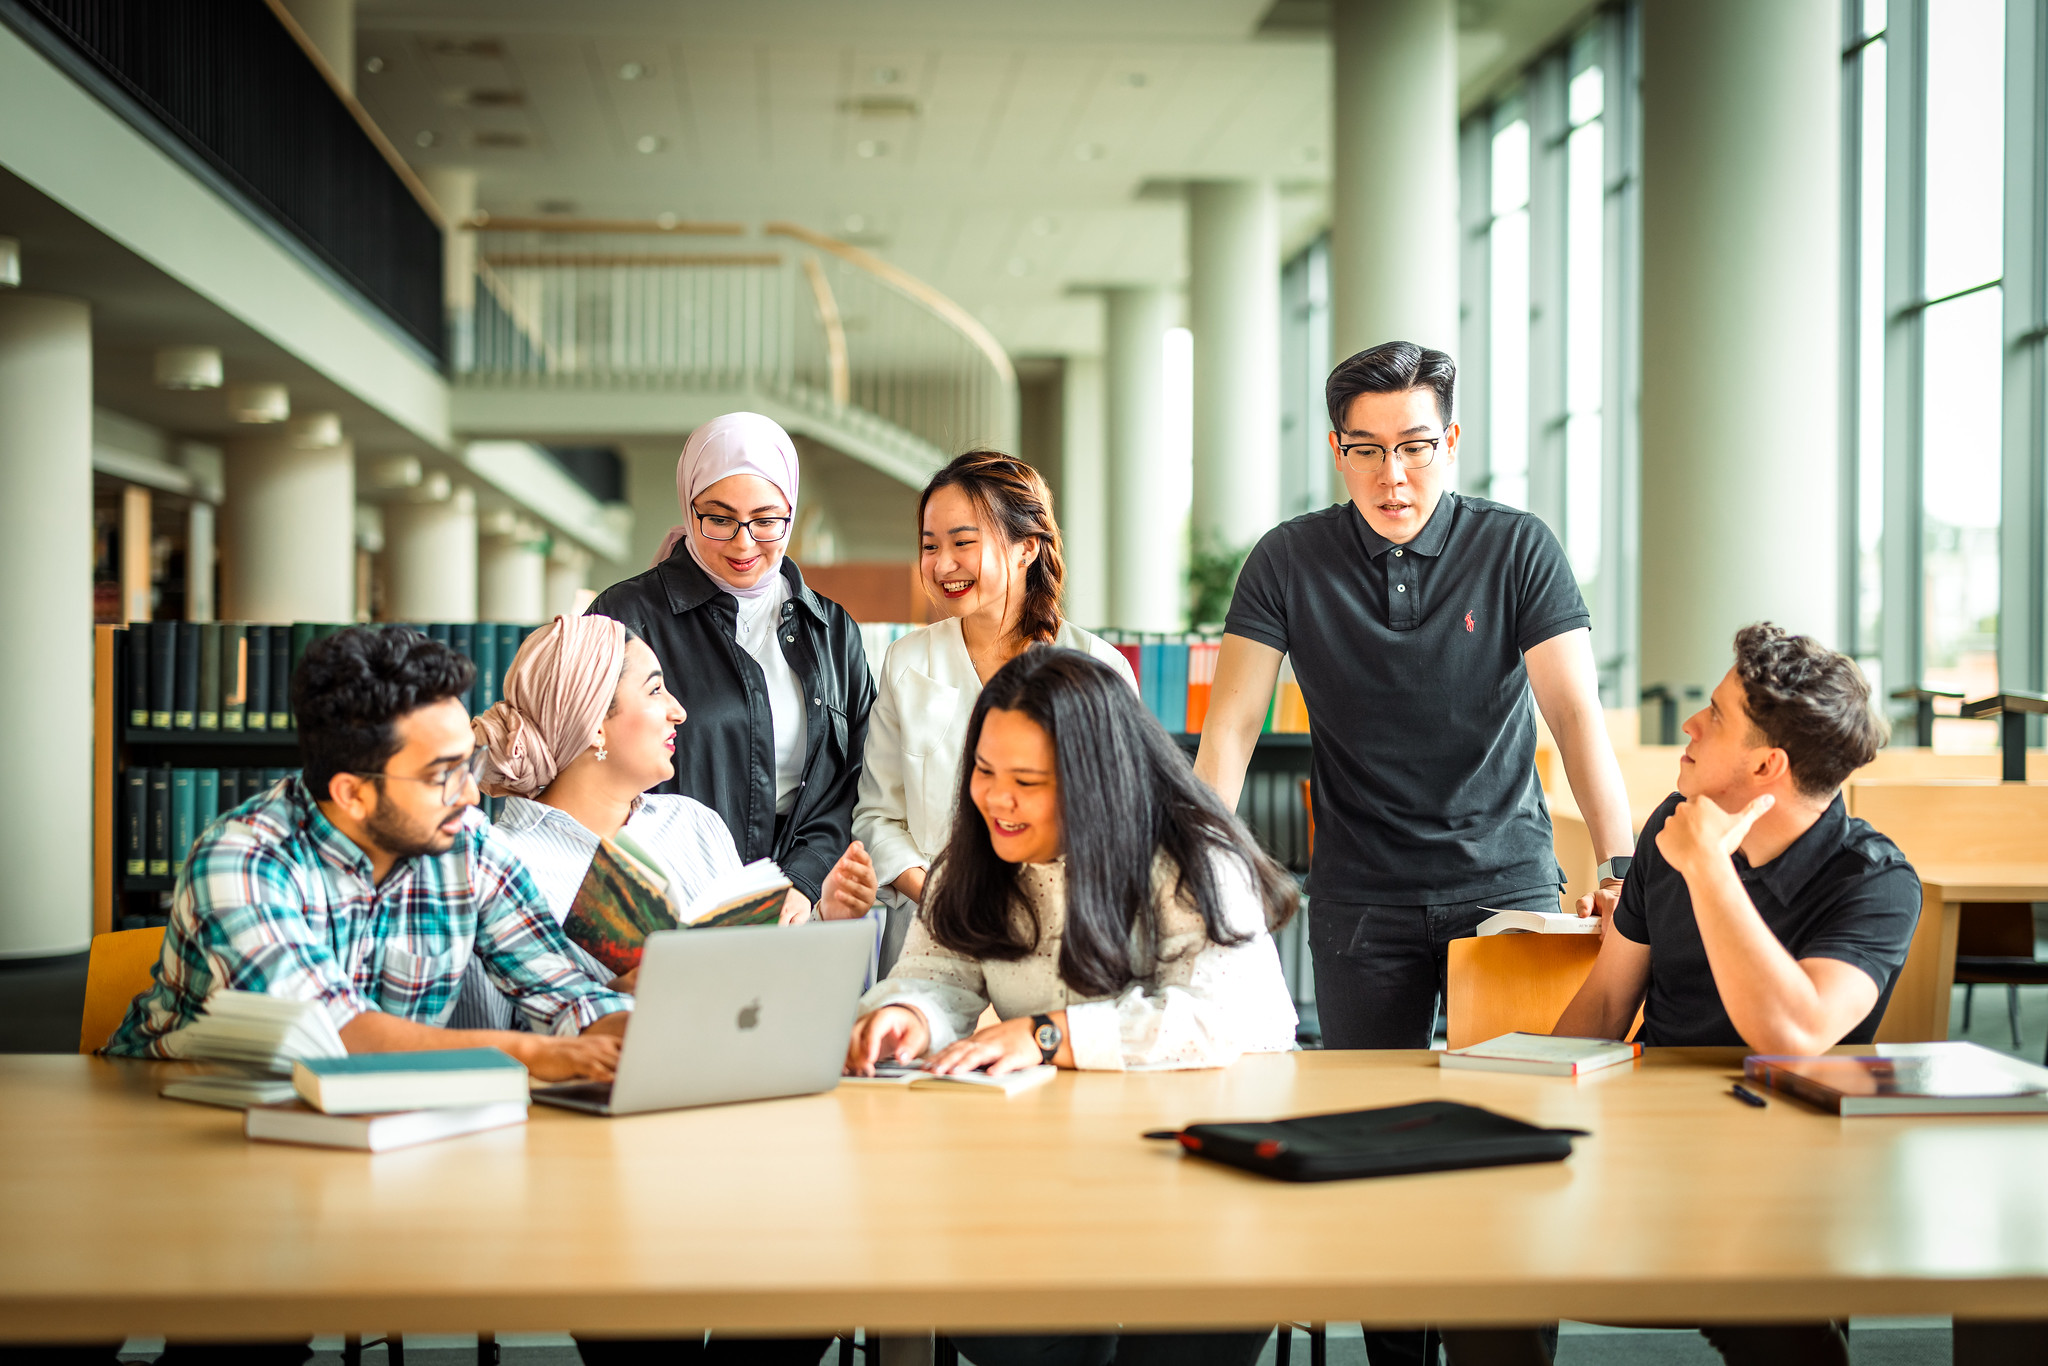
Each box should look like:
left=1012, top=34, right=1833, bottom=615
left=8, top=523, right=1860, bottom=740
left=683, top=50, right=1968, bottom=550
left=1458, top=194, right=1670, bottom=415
left=736, top=998, right=762, bottom=1031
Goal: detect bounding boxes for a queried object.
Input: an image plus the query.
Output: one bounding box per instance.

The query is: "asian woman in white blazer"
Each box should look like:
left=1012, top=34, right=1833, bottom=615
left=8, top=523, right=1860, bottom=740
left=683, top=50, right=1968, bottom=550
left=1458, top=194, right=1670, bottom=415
left=854, top=451, right=1135, bottom=969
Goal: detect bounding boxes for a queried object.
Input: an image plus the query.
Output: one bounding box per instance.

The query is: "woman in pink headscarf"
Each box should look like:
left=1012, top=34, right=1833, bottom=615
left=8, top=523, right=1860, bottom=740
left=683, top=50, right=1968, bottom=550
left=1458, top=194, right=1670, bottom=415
left=586, top=412, right=878, bottom=929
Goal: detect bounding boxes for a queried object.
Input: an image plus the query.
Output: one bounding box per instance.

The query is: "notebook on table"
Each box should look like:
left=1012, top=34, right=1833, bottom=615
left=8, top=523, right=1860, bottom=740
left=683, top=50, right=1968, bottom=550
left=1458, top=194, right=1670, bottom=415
left=1744, top=1042, right=2048, bottom=1116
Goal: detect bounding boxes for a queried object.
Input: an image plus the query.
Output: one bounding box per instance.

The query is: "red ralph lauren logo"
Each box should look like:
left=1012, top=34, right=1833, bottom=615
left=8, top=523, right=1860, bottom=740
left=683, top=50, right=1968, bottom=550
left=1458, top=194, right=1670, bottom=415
left=1465, top=611, right=1476, bottom=633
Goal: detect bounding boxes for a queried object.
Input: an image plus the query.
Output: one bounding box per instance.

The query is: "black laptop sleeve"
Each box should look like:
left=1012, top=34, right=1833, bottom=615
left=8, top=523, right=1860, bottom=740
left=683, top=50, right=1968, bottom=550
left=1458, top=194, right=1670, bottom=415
left=1151, top=1100, right=1588, bottom=1182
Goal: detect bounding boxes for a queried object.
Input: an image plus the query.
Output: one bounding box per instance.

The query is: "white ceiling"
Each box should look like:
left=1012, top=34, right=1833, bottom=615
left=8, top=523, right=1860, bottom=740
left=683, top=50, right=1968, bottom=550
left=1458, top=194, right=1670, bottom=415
left=356, top=0, right=1593, bottom=359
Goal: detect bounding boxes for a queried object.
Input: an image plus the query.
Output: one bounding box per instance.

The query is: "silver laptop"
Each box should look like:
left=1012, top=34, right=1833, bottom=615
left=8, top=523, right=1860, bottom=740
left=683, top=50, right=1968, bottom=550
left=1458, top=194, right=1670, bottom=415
left=532, top=920, right=872, bottom=1116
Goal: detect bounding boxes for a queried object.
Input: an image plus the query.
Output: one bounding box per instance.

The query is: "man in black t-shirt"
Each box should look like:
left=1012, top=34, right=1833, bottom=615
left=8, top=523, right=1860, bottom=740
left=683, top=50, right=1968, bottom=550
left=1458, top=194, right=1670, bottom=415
left=1554, top=623, right=1919, bottom=1053
left=1197, top=341, right=1636, bottom=1053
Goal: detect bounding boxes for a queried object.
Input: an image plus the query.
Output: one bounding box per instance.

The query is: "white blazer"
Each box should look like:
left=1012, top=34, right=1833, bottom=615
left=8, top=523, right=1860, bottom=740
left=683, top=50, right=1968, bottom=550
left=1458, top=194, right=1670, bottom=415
left=853, top=617, right=1138, bottom=892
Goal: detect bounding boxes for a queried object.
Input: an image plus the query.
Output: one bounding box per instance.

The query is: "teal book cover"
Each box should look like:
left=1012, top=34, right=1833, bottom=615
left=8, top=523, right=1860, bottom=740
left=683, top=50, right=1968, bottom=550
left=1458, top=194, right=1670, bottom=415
left=170, top=768, right=195, bottom=875
left=297, top=1048, right=524, bottom=1077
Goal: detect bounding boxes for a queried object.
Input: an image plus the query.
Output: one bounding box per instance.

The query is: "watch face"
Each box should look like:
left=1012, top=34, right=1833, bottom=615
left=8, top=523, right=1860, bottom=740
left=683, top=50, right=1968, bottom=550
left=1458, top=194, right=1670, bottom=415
left=1035, top=1024, right=1061, bottom=1051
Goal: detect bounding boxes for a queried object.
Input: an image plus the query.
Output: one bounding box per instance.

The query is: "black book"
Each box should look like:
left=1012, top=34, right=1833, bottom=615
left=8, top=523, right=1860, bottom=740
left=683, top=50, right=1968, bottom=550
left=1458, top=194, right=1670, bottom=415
left=123, top=766, right=147, bottom=877
left=197, top=623, right=222, bottom=730
left=219, top=624, right=247, bottom=732
left=149, top=622, right=177, bottom=729
left=246, top=627, right=271, bottom=731
left=217, top=767, right=239, bottom=813
left=269, top=624, right=292, bottom=731
left=125, top=626, right=149, bottom=728
left=147, top=767, right=171, bottom=877
left=173, top=622, right=201, bottom=729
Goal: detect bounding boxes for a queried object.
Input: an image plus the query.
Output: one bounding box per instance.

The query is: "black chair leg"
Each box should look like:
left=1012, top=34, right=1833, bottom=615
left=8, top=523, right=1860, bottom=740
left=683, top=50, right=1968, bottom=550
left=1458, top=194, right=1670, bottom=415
left=839, top=1331, right=862, bottom=1365
left=1276, top=1325, right=1292, bottom=1366
left=478, top=1331, right=499, bottom=1366
left=1421, top=1327, right=1439, bottom=1364
left=2008, top=984, right=2022, bottom=1049
left=1310, top=1324, right=1326, bottom=1366
left=1963, top=982, right=1975, bottom=1030
left=936, top=1334, right=960, bottom=1366
left=342, top=1337, right=361, bottom=1366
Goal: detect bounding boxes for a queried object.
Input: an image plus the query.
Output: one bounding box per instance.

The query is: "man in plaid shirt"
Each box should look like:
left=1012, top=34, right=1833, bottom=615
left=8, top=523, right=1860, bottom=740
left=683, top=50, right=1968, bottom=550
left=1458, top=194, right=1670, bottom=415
left=109, top=626, right=630, bottom=1081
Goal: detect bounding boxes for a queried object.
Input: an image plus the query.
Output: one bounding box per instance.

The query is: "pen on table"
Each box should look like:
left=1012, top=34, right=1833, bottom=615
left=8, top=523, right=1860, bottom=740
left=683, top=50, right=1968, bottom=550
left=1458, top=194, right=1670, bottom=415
left=1728, top=1083, right=1767, bottom=1108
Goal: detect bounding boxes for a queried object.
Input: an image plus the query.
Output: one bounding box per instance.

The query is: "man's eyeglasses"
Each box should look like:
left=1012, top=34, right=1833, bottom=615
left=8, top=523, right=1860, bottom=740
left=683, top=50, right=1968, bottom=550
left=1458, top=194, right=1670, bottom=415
left=1337, top=436, right=1443, bottom=471
left=695, top=511, right=793, bottom=542
left=354, top=746, right=488, bottom=802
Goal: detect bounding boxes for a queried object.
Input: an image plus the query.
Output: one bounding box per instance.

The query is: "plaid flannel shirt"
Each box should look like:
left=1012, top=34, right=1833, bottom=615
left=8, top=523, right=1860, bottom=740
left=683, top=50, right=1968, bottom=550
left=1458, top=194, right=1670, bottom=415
left=106, top=777, right=631, bottom=1058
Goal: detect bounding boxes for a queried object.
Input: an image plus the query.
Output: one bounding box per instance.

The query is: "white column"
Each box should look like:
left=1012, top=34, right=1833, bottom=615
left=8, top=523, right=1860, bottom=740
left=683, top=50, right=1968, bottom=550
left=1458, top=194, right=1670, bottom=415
left=479, top=516, right=546, bottom=623
left=222, top=434, right=356, bottom=622
left=184, top=501, right=216, bottom=623
left=383, top=486, right=479, bottom=623
left=1330, top=0, right=1459, bottom=357
left=1188, top=180, right=1281, bottom=557
left=282, top=0, right=355, bottom=93
left=1638, top=0, right=1839, bottom=700
left=545, top=543, right=592, bottom=620
left=1058, top=355, right=1108, bottom=629
left=0, top=293, right=93, bottom=956
left=1104, top=287, right=1180, bottom=632
left=421, top=167, right=477, bottom=369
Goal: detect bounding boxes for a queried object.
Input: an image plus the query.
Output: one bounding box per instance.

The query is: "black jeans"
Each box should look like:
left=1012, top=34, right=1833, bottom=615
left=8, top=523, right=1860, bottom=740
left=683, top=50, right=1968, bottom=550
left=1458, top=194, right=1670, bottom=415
left=949, top=1330, right=1272, bottom=1366
left=1307, top=887, right=1562, bottom=1050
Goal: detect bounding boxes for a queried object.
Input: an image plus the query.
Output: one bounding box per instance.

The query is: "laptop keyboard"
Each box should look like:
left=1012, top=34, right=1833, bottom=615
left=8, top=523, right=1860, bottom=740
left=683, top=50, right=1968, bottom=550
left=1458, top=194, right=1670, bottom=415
left=534, top=1080, right=614, bottom=1102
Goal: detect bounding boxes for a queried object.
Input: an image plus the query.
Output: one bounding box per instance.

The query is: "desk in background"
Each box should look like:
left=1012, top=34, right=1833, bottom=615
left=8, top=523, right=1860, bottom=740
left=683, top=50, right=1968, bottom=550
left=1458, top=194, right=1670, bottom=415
left=4, top=1051, right=2048, bottom=1345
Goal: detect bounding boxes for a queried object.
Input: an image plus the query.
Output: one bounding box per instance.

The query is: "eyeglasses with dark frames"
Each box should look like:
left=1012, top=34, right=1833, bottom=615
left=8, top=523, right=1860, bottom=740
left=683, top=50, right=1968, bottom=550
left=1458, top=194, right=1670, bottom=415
left=694, top=511, right=793, bottom=542
left=1336, top=436, right=1443, bottom=471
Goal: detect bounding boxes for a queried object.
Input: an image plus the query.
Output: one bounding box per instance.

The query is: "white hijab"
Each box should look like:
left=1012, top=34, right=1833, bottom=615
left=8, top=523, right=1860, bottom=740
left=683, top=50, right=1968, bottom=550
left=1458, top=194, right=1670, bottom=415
left=651, top=412, right=802, bottom=601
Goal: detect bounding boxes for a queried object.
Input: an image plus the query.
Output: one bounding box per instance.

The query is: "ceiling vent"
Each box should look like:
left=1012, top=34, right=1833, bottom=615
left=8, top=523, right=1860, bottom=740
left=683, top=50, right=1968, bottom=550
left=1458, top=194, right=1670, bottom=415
left=472, top=130, right=530, bottom=149
left=428, top=38, right=505, bottom=59
left=839, top=95, right=921, bottom=119
left=446, top=88, right=525, bottom=109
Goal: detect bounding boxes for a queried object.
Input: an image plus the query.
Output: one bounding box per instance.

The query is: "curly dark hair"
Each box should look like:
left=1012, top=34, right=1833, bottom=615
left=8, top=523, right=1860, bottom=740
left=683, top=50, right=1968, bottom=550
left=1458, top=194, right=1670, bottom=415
left=922, top=646, right=1297, bottom=999
left=294, top=626, right=476, bottom=801
left=919, top=451, right=1067, bottom=646
left=1325, top=340, right=1456, bottom=431
left=1732, top=623, right=1886, bottom=799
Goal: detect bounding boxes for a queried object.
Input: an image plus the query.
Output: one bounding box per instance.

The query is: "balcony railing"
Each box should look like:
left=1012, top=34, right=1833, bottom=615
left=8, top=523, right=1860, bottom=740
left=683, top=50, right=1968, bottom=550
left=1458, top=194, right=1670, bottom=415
left=456, top=221, right=1017, bottom=464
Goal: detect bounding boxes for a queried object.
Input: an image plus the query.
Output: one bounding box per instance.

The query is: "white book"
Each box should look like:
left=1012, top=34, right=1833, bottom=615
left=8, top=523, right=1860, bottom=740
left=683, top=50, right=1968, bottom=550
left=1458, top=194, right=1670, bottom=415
left=163, top=990, right=348, bottom=1075
left=245, top=1100, right=529, bottom=1152
left=908, top=1065, right=1058, bottom=1096
left=1440, top=1032, right=1641, bottom=1076
left=1476, top=908, right=1600, bottom=936
left=161, top=1074, right=301, bottom=1110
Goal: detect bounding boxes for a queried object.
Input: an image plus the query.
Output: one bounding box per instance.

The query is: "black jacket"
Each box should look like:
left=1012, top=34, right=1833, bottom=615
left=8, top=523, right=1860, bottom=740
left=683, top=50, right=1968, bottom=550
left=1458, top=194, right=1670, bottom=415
left=587, top=551, right=875, bottom=903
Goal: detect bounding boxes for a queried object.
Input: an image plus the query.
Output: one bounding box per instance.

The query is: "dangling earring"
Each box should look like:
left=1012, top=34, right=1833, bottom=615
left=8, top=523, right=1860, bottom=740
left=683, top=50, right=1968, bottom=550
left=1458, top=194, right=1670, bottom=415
left=596, top=744, right=608, bottom=761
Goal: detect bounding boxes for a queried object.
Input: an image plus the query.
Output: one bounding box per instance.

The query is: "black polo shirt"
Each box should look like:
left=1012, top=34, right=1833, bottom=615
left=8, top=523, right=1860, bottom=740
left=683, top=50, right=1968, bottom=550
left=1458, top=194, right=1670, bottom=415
left=1614, top=793, right=1922, bottom=1047
left=1225, top=492, right=1590, bottom=903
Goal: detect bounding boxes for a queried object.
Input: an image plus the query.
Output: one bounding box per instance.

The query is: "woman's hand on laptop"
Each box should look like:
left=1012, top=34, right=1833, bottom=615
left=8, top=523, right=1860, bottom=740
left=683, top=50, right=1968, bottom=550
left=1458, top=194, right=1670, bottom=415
left=845, top=1005, right=929, bottom=1076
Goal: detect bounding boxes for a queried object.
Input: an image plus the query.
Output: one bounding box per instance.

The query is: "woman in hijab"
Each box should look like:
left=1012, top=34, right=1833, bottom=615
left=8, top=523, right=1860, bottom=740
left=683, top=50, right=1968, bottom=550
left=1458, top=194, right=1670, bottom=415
left=588, top=412, right=878, bottom=926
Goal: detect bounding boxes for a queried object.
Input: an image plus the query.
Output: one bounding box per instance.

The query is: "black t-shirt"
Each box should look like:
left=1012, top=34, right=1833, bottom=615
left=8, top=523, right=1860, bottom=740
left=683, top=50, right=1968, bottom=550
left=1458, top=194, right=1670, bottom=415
left=1225, top=493, right=1591, bottom=904
left=1613, top=793, right=1922, bottom=1047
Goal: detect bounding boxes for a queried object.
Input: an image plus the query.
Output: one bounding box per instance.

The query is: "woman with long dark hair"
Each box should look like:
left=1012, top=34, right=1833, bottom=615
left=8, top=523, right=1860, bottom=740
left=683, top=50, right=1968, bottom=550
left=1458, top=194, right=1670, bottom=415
left=854, top=451, right=1133, bottom=972
left=847, top=646, right=1297, bottom=1078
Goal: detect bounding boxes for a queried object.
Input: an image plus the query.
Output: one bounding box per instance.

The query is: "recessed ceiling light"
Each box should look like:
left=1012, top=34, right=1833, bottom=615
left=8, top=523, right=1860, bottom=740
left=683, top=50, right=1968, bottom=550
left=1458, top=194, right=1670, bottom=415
left=873, top=66, right=900, bottom=85
left=855, top=139, right=887, bottom=158
left=415, top=130, right=437, bottom=147
left=1075, top=142, right=1105, bottom=161
left=635, top=134, right=665, bottom=154
left=363, top=56, right=385, bottom=74
left=619, top=62, right=645, bottom=80
left=1029, top=215, right=1057, bottom=236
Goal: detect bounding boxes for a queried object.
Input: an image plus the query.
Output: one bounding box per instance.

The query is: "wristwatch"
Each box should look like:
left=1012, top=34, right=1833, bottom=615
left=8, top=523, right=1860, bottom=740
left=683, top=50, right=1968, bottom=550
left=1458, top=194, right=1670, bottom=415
left=1030, top=1013, right=1062, bottom=1065
left=1597, top=856, right=1633, bottom=883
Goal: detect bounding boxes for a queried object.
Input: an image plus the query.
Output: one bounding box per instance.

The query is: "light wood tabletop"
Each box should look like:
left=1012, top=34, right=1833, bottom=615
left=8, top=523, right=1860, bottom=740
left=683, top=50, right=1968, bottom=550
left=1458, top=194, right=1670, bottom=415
left=4, top=1050, right=2048, bottom=1344
left=1877, top=864, right=2048, bottom=1044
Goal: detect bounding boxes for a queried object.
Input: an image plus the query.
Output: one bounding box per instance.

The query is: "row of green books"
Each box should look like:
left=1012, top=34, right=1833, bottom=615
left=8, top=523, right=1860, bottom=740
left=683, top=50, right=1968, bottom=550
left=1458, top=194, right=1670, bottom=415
left=123, top=767, right=296, bottom=879
left=123, top=621, right=543, bottom=733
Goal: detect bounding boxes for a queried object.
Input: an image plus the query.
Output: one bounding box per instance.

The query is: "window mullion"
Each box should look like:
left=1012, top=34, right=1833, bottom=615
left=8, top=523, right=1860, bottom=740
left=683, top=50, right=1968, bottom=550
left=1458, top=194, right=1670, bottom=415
left=1880, top=0, right=1928, bottom=732
left=2000, top=0, right=2048, bottom=717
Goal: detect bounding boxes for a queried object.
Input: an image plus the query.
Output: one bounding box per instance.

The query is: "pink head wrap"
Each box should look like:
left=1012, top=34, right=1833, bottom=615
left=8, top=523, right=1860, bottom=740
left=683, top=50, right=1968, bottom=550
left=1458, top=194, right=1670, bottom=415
left=650, top=411, right=801, bottom=599
left=471, top=614, right=630, bottom=798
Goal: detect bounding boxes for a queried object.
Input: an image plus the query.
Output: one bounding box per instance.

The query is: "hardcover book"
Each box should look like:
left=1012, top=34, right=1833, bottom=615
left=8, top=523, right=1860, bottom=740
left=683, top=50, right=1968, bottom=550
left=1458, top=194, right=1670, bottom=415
left=125, top=625, right=149, bottom=727
left=170, top=768, right=195, bottom=876
left=123, top=767, right=147, bottom=876
left=219, top=622, right=247, bottom=731
left=245, top=626, right=270, bottom=731
left=268, top=624, right=291, bottom=730
left=146, top=767, right=170, bottom=877
left=246, top=1100, right=527, bottom=1152
left=173, top=621, right=201, bottom=729
left=149, top=621, right=176, bottom=729
left=197, top=621, right=221, bottom=729
left=1744, top=1043, right=2048, bottom=1116
left=293, top=1048, right=528, bottom=1114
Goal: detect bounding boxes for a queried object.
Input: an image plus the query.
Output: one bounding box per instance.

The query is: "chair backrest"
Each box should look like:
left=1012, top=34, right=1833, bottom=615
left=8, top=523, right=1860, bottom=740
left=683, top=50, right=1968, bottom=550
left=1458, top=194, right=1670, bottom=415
left=1444, top=934, right=1602, bottom=1050
left=1846, top=780, right=2048, bottom=865
left=79, top=927, right=166, bottom=1054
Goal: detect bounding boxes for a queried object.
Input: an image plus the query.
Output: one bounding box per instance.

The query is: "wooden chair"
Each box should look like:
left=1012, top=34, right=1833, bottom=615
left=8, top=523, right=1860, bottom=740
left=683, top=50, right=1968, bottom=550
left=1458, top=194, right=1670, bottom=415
left=77, top=926, right=165, bottom=1054
left=1444, top=935, right=1604, bottom=1050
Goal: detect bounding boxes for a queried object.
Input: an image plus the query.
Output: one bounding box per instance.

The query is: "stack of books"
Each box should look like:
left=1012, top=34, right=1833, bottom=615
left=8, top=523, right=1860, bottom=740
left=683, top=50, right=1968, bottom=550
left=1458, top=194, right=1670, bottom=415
left=247, top=1048, right=531, bottom=1152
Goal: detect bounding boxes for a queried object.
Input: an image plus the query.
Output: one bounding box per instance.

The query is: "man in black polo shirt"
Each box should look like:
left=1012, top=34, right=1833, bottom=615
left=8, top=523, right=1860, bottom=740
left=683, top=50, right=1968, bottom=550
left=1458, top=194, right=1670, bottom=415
left=1554, top=623, right=1919, bottom=1054
left=1197, top=340, right=1635, bottom=1053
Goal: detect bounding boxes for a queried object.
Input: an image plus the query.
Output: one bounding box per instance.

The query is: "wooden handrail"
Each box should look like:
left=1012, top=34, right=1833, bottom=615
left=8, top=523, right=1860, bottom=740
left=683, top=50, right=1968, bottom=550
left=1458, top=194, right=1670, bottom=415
left=481, top=252, right=783, bottom=268
left=800, top=256, right=851, bottom=407
left=258, top=0, right=446, bottom=229
left=764, top=221, right=1017, bottom=387
left=468, top=215, right=748, bottom=236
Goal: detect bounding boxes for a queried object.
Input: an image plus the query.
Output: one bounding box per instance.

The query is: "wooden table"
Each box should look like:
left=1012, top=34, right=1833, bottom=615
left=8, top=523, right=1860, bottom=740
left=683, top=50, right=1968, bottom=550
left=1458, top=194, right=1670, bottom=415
left=4, top=1051, right=2048, bottom=1345
left=1876, top=865, right=2048, bottom=1043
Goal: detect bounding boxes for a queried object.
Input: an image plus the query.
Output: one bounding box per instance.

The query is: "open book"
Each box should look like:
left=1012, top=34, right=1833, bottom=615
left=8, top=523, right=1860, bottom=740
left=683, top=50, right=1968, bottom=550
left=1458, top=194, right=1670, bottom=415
left=561, top=836, right=792, bottom=974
